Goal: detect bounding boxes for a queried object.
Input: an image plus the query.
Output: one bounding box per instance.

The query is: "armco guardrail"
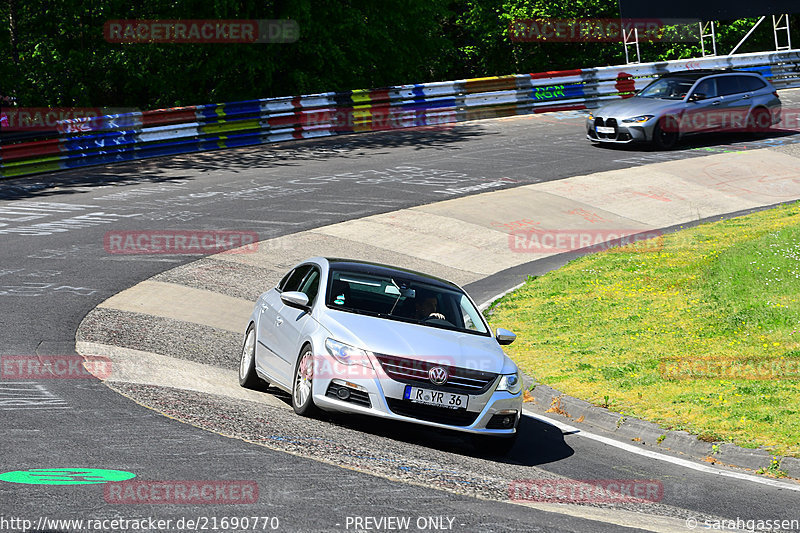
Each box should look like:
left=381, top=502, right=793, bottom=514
left=1, top=49, right=799, bottom=179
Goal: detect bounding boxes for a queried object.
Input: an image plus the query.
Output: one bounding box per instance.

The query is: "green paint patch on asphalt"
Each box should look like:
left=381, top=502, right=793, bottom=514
left=0, top=468, right=136, bottom=485
left=487, top=201, right=800, bottom=456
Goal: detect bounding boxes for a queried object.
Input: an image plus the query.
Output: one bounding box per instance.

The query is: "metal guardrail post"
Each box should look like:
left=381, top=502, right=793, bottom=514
left=773, top=14, right=792, bottom=51
left=700, top=21, right=717, bottom=57
left=623, top=27, right=641, bottom=64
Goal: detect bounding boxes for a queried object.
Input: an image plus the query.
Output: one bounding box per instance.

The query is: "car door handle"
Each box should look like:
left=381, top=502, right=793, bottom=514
left=742, top=94, right=751, bottom=99
left=711, top=101, right=721, bottom=106
left=276, top=317, right=283, bottom=326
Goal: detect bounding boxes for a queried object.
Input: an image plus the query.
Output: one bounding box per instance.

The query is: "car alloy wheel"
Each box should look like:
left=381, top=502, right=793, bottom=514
left=747, top=108, right=771, bottom=134
left=292, top=346, right=318, bottom=416
left=239, top=325, right=264, bottom=388
left=652, top=117, right=678, bottom=150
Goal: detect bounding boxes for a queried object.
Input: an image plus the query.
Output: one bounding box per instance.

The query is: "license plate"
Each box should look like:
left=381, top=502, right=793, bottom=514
left=404, top=385, right=468, bottom=409
left=596, top=126, right=615, bottom=134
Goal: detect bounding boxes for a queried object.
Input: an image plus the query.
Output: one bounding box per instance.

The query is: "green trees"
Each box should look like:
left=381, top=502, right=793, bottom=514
left=451, top=0, right=623, bottom=76
left=0, top=0, right=795, bottom=108
left=0, top=0, right=453, bottom=107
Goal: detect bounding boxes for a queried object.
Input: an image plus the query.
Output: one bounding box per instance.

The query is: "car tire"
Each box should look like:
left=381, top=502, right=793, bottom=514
left=239, top=324, right=265, bottom=389
left=652, top=117, right=679, bottom=150
left=292, top=346, right=319, bottom=416
left=471, top=433, right=518, bottom=456
left=747, top=108, right=771, bottom=134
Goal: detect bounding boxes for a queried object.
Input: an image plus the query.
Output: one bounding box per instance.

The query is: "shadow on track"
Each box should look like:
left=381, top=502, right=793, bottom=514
left=589, top=128, right=800, bottom=153
left=313, top=410, right=574, bottom=467
left=262, top=381, right=573, bottom=466
left=0, top=124, right=490, bottom=201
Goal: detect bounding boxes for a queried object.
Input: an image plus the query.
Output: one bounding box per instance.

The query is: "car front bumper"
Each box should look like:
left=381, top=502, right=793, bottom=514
left=586, top=116, right=655, bottom=143
left=310, top=356, right=523, bottom=435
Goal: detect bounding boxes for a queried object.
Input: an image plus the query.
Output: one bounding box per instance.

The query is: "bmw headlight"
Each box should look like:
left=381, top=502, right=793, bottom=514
left=497, top=372, right=522, bottom=394
left=621, top=115, right=654, bottom=123
left=586, top=111, right=594, bottom=120
left=325, top=338, right=373, bottom=368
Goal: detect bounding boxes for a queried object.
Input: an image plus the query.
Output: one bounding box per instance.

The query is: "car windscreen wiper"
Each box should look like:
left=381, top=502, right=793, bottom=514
left=387, top=278, right=404, bottom=316
left=332, top=306, right=376, bottom=317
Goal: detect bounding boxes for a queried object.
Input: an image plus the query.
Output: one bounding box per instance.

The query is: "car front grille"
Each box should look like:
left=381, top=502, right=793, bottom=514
left=594, top=117, right=619, bottom=140
left=374, top=353, right=498, bottom=395
left=385, top=398, right=480, bottom=426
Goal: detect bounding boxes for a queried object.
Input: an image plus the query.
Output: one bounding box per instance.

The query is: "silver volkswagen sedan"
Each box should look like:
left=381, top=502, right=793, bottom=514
left=587, top=70, right=781, bottom=149
left=239, top=258, right=523, bottom=453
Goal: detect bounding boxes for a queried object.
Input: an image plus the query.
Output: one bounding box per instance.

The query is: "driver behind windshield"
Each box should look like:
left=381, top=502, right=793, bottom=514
left=415, top=293, right=445, bottom=321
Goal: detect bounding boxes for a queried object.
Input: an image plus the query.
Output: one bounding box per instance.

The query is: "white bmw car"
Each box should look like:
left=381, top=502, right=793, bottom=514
left=239, top=257, right=523, bottom=453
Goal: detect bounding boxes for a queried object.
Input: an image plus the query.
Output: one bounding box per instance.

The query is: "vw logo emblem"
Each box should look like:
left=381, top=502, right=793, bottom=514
left=428, top=366, right=448, bottom=385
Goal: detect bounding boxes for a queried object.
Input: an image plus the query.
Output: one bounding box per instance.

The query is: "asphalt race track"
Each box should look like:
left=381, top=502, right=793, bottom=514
left=2, top=96, right=800, bottom=532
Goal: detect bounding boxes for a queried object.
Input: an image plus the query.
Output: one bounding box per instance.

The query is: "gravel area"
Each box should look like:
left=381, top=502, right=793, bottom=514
left=151, top=257, right=279, bottom=301
left=209, top=230, right=483, bottom=288
left=78, top=307, right=242, bottom=370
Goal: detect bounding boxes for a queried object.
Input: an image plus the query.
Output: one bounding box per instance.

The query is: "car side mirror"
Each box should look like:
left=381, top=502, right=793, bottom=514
left=689, top=92, right=706, bottom=102
left=495, top=328, right=517, bottom=345
left=281, top=291, right=310, bottom=310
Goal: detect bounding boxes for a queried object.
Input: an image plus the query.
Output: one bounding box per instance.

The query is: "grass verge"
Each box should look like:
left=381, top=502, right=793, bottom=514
left=487, top=202, right=800, bottom=456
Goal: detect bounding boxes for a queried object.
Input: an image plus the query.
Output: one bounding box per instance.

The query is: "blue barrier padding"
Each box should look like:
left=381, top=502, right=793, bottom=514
left=134, top=136, right=201, bottom=154
left=563, top=84, right=586, bottom=98
left=216, top=131, right=264, bottom=147
left=62, top=148, right=136, bottom=168
left=399, top=98, right=457, bottom=110
left=196, top=100, right=263, bottom=119
left=199, top=130, right=262, bottom=144
left=134, top=140, right=203, bottom=159
left=740, top=65, right=773, bottom=77
left=531, top=83, right=585, bottom=100
left=411, top=85, right=426, bottom=98
left=63, top=131, right=138, bottom=152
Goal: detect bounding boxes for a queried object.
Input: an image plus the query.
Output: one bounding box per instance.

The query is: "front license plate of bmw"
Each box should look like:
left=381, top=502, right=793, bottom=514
left=596, top=126, right=615, bottom=134
left=404, top=385, right=468, bottom=409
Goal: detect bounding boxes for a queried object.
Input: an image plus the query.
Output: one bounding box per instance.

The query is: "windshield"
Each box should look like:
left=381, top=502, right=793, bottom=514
left=638, top=77, right=695, bottom=100
left=326, top=269, right=489, bottom=335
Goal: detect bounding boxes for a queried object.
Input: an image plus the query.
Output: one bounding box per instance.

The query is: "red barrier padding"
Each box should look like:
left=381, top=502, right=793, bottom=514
left=141, top=107, right=198, bottom=127
left=530, top=69, right=583, bottom=79
left=0, top=139, right=62, bottom=161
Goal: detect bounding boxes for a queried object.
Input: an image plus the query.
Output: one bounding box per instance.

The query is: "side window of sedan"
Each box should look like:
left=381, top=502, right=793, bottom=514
left=298, top=268, right=321, bottom=306
left=278, top=270, right=293, bottom=291
left=717, top=76, right=742, bottom=96
left=693, top=79, right=717, bottom=99
left=281, top=265, right=312, bottom=292
left=741, top=76, right=766, bottom=92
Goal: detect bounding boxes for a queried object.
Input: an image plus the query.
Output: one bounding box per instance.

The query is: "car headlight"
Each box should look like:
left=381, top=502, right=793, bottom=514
left=497, top=372, right=522, bottom=394
left=325, top=338, right=373, bottom=368
left=586, top=111, right=594, bottom=120
left=621, top=114, right=654, bottom=123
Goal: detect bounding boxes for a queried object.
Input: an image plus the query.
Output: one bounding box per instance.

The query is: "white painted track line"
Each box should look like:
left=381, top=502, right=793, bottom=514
left=524, top=410, right=800, bottom=492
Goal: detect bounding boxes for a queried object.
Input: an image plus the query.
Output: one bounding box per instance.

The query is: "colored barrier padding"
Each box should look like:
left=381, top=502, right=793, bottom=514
left=2, top=50, right=799, bottom=179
